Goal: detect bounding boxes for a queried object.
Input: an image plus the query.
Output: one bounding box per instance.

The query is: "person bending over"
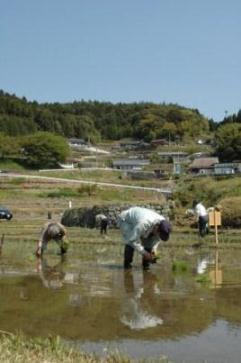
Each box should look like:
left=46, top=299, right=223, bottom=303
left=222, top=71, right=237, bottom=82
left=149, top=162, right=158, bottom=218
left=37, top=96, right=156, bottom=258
left=96, top=214, right=108, bottom=234
left=36, top=221, right=68, bottom=257
left=118, top=206, right=171, bottom=270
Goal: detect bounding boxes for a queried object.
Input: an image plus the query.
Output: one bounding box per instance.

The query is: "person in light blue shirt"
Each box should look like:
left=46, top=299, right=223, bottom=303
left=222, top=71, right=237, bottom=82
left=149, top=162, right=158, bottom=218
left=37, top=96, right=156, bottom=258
left=117, top=207, right=171, bottom=270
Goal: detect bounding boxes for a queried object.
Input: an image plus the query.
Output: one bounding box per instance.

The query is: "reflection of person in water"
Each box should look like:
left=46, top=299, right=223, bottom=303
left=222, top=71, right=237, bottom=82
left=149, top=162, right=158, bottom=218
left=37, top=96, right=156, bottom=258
left=36, top=256, right=82, bottom=306
left=120, top=270, right=163, bottom=330
left=197, top=254, right=209, bottom=275
left=36, top=256, right=66, bottom=289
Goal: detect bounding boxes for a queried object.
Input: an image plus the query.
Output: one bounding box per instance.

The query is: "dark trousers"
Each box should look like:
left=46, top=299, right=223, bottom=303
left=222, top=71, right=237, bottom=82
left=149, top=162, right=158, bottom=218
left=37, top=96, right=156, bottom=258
left=100, top=220, right=108, bottom=234
left=198, top=216, right=209, bottom=237
left=124, top=244, right=152, bottom=270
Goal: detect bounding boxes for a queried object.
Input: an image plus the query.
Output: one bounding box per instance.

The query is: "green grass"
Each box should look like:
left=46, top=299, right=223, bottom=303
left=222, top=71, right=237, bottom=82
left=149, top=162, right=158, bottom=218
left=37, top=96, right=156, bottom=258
left=174, top=175, right=241, bottom=207
left=38, top=187, right=85, bottom=198
left=0, top=332, right=172, bottom=363
left=172, top=260, right=189, bottom=273
left=0, top=160, right=25, bottom=171
left=195, top=273, right=211, bottom=283
left=38, top=168, right=173, bottom=189
left=3, top=177, right=27, bottom=185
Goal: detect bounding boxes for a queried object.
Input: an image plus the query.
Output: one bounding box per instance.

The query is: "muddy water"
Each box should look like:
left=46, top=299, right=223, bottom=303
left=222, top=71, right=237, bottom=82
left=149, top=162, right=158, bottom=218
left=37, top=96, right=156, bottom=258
left=1, top=241, right=241, bottom=363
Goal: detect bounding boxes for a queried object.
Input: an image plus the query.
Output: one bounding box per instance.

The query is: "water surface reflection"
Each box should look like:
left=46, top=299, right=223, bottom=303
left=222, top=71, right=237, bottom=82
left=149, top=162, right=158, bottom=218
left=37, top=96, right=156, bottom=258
left=0, top=246, right=241, bottom=362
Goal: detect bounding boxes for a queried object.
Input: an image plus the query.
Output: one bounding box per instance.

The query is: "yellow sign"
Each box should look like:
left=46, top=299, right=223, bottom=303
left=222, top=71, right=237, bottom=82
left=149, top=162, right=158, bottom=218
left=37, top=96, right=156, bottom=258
left=209, top=269, right=223, bottom=287
left=208, top=210, right=221, bottom=227
left=209, top=250, right=222, bottom=288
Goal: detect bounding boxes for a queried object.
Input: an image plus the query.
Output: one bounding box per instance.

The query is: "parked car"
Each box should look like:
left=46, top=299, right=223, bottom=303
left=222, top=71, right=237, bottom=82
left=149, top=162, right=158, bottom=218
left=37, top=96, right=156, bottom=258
left=0, top=206, right=13, bottom=220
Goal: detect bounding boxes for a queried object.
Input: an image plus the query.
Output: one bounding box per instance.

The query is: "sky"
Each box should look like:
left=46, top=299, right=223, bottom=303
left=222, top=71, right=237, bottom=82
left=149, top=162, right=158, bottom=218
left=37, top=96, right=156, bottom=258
left=1, top=0, right=241, bottom=122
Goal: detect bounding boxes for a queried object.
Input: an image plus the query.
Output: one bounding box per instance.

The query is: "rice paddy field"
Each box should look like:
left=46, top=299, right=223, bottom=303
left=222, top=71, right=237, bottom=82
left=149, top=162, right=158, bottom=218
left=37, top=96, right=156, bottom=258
left=0, top=174, right=241, bottom=363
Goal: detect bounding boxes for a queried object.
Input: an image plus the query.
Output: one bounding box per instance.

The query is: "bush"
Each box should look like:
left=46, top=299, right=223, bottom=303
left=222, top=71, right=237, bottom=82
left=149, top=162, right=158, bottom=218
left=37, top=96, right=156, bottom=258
left=77, top=184, right=97, bottom=196
left=21, top=132, right=69, bottom=169
left=173, top=176, right=236, bottom=208
left=39, top=188, right=79, bottom=198
left=219, top=197, right=241, bottom=228
left=172, top=260, right=189, bottom=273
left=39, top=185, right=98, bottom=198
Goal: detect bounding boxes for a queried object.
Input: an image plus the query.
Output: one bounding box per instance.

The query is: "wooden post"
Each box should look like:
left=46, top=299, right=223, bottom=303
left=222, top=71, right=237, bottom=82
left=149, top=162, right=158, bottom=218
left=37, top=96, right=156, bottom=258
left=0, top=234, right=4, bottom=256
left=214, top=211, right=218, bottom=246
left=215, top=248, right=218, bottom=283
left=209, top=249, right=222, bottom=288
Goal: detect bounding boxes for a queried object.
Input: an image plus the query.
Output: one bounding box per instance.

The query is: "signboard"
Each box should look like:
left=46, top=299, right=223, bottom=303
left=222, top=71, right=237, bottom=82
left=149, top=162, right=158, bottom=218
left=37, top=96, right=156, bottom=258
left=208, top=210, right=222, bottom=245
left=208, top=210, right=221, bottom=226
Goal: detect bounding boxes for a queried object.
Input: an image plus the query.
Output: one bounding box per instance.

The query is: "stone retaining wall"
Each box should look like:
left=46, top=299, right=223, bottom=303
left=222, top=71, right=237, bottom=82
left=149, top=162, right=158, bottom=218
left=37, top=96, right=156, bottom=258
left=61, top=203, right=174, bottom=228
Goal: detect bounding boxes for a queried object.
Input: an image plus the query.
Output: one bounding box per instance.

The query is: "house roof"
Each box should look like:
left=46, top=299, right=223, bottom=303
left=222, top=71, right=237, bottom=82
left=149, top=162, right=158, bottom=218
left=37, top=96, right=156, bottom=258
left=214, top=162, right=241, bottom=168
left=151, top=139, right=169, bottom=145
left=158, top=151, right=188, bottom=157
left=113, top=159, right=150, bottom=166
left=120, top=140, right=141, bottom=145
left=189, top=157, right=219, bottom=169
left=69, top=138, right=86, bottom=144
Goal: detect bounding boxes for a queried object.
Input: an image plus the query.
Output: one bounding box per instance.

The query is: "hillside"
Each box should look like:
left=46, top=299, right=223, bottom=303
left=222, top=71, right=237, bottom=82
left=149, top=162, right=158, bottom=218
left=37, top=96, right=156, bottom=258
left=0, top=90, right=212, bottom=142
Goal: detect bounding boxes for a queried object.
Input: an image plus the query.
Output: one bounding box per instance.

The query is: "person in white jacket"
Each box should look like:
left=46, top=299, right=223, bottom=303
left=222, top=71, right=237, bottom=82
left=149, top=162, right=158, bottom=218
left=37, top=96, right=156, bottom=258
left=192, top=200, right=209, bottom=237
left=117, top=206, right=171, bottom=270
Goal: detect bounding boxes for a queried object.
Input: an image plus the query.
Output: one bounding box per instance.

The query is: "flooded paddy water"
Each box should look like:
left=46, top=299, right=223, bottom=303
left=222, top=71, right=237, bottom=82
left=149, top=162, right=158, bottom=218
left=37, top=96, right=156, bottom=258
left=0, top=225, right=241, bottom=363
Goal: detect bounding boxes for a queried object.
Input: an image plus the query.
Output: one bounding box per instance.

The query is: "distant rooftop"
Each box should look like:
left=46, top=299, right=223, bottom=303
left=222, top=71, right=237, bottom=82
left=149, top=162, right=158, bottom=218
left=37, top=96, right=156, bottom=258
left=69, top=138, right=86, bottom=145
left=113, top=159, right=150, bottom=166
left=158, top=151, right=188, bottom=157
left=189, top=157, right=219, bottom=169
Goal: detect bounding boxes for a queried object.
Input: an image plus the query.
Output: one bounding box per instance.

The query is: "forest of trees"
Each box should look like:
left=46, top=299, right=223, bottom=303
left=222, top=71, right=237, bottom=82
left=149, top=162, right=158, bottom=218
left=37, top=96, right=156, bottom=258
left=0, top=90, right=212, bottom=142
left=0, top=90, right=241, bottom=163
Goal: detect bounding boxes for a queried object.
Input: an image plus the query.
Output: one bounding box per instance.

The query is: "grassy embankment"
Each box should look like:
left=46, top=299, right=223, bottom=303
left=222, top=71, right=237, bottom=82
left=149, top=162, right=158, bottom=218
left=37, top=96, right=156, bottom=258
left=173, top=174, right=241, bottom=229
left=0, top=333, right=171, bottom=363
left=0, top=173, right=240, bottom=253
